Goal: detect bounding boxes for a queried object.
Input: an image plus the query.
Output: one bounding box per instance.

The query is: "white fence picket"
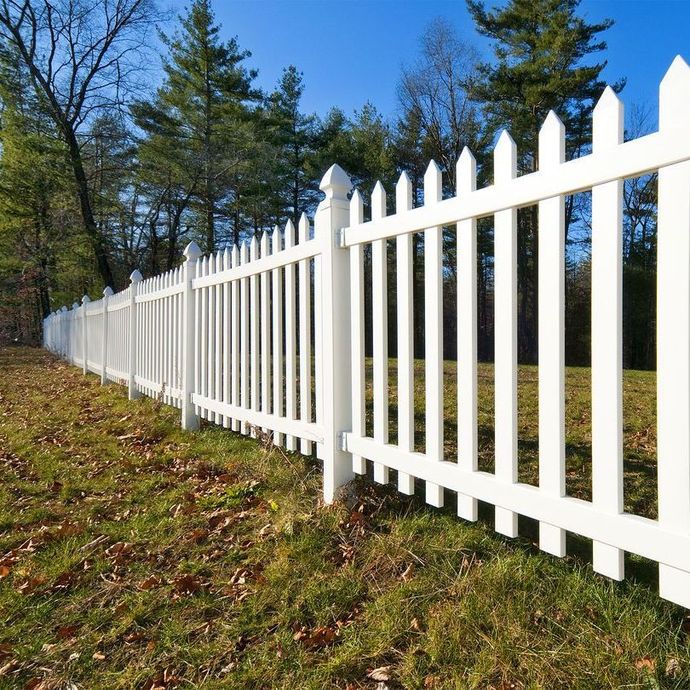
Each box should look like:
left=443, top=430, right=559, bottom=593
left=395, top=172, right=415, bottom=495
left=371, top=181, right=389, bottom=485
left=272, top=227, right=284, bottom=447
left=456, top=148, right=478, bottom=521
left=591, top=87, right=625, bottom=579
left=657, top=56, right=690, bottom=608
left=284, top=222, right=297, bottom=451
left=424, top=161, right=444, bottom=508
left=298, top=213, right=313, bottom=455
left=493, top=130, right=519, bottom=538
left=537, top=111, right=566, bottom=557
left=350, top=190, right=366, bottom=476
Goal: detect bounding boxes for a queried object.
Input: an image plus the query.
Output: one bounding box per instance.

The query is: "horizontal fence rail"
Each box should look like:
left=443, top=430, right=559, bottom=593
left=44, top=56, right=690, bottom=608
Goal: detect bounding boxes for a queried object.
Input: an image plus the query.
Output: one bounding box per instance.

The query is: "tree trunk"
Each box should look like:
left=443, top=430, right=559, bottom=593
left=65, top=128, right=114, bottom=288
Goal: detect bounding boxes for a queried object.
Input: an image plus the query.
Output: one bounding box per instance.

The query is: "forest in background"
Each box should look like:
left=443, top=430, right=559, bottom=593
left=0, top=0, right=658, bottom=370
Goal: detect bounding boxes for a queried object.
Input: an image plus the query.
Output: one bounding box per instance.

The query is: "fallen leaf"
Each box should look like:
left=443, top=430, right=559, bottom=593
left=56, top=625, right=79, bottom=640
left=367, top=666, right=392, bottom=681
left=93, top=651, right=106, bottom=661
left=171, top=573, right=208, bottom=595
left=16, top=576, right=46, bottom=594
left=293, top=625, right=338, bottom=649
left=665, top=657, right=681, bottom=678
left=634, top=656, right=656, bottom=673
left=105, top=541, right=134, bottom=561
left=139, top=575, right=163, bottom=591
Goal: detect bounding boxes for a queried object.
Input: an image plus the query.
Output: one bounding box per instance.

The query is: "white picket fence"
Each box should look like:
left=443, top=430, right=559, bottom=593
left=44, top=57, right=690, bottom=608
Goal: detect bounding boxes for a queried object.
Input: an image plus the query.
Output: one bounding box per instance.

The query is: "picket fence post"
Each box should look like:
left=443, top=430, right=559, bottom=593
left=182, top=241, right=202, bottom=431
left=128, top=270, right=143, bottom=399
left=68, top=302, right=79, bottom=366
left=101, top=286, right=113, bottom=385
left=81, top=295, right=90, bottom=375
left=314, top=164, right=354, bottom=503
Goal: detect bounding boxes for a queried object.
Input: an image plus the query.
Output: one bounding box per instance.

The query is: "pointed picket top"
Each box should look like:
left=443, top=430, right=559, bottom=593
left=223, top=246, right=230, bottom=270
left=593, top=86, right=623, bottom=151
left=539, top=110, right=565, bottom=168
left=82, top=294, right=91, bottom=304
left=103, top=286, right=114, bottom=298
left=240, top=240, right=249, bottom=264
left=71, top=302, right=79, bottom=310
left=350, top=189, right=364, bottom=226
left=272, top=224, right=282, bottom=253
left=298, top=212, right=310, bottom=243
left=494, top=130, right=517, bottom=183
left=183, top=240, right=202, bottom=261
left=260, top=229, right=269, bottom=258
left=249, top=234, right=258, bottom=260
left=319, top=163, right=352, bottom=201
left=231, top=243, right=239, bottom=268
left=424, top=160, right=442, bottom=204
left=456, top=147, right=477, bottom=194
left=660, top=55, right=690, bottom=129
left=129, top=269, right=143, bottom=284
left=396, top=171, right=413, bottom=212
left=371, top=180, right=387, bottom=219
left=284, top=219, right=295, bottom=248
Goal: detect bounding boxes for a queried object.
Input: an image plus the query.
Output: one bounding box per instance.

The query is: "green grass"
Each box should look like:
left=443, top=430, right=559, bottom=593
left=0, top=346, right=686, bottom=689
left=375, top=359, right=657, bottom=519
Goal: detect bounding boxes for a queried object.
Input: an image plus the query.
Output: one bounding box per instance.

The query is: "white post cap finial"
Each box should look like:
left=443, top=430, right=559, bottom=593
left=129, top=269, right=143, bottom=283
left=61, top=305, right=68, bottom=312
left=72, top=302, right=79, bottom=310
left=319, top=164, right=352, bottom=201
left=103, top=286, right=114, bottom=297
left=82, top=294, right=91, bottom=304
left=183, top=240, right=202, bottom=261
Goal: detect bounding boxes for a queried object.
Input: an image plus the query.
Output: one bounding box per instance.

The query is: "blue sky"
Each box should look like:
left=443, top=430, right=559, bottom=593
left=164, top=0, right=690, bottom=127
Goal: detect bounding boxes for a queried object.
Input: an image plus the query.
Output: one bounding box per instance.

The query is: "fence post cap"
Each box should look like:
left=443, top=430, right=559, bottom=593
left=71, top=302, right=79, bottom=310
left=82, top=295, right=91, bottom=304
left=319, top=164, right=351, bottom=201
left=103, top=286, right=114, bottom=297
left=129, top=269, right=143, bottom=283
left=183, top=241, right=202, bottom=261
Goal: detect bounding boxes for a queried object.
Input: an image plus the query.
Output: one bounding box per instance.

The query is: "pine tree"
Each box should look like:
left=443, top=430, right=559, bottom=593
left=467, top=0, right=621, bottom=363
left=133, top=0, right=259, bottom=252
left=266, top=66, right=318, bottom=227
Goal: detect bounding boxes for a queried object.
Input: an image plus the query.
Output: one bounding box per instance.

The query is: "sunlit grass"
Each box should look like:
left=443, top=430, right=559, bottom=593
left=0, top=346, right=683, bottom=690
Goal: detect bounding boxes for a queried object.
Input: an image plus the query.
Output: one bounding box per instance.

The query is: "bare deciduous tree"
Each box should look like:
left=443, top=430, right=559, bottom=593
left=0, top=0, right=158, bottom=287
left=398, top=17, right=483, bottom=190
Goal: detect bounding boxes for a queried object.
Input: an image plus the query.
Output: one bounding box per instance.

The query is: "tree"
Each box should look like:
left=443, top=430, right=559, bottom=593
left=133, top=0, right=259, bottom=252
left=398, top=17, right=485, bottom=192
left=0, top=0, right=159, bottom=288
left=467, top=0, right=621, bottom=363
left=266, top=66, right=318, bottom=227
left=0, top=44, right=79, bottom=340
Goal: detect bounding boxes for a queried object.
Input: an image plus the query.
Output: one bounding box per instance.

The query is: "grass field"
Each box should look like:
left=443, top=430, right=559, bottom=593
left=0, top=346, right=687, bottom=689
left=370, top=359, right=657, bottom=519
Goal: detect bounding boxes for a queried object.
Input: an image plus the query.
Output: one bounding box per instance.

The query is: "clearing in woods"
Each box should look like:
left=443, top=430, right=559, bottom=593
left=0, top=346, right=687, bottom=689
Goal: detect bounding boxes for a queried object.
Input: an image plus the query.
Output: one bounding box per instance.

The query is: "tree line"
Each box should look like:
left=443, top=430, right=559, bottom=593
left=0, top=0, right=657, bottom=370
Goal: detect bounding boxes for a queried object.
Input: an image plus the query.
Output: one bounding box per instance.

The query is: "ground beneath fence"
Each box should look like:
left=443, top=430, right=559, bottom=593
left=0, top=346, right=689, bottom=689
